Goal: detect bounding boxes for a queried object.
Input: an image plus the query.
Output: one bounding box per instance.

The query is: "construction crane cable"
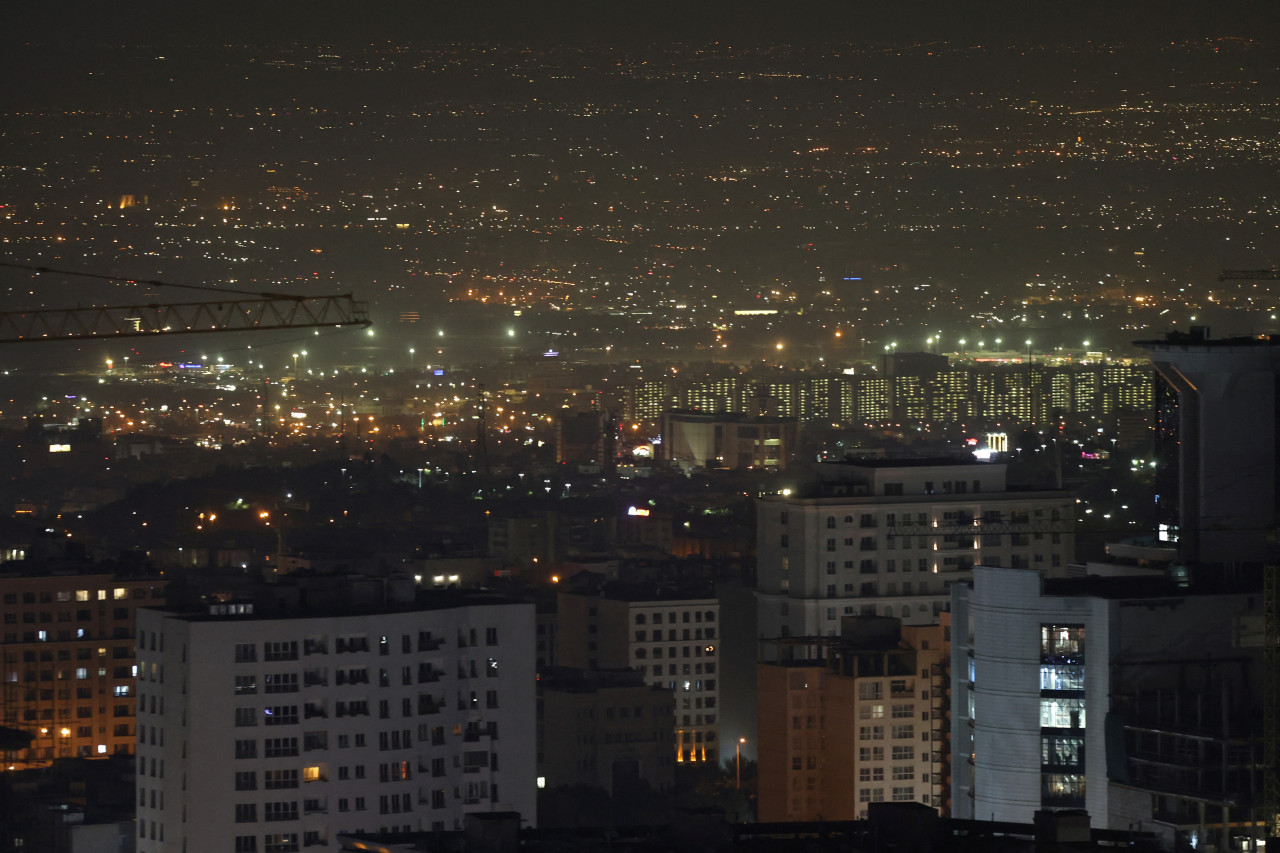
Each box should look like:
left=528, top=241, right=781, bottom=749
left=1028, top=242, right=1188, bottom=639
left=0, top=259, right=298, bottom=298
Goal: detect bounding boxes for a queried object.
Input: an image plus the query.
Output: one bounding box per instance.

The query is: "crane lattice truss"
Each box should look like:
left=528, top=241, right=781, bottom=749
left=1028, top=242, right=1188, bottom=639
left=0, top=294, right=369, bottom=343
left=1218, top=270, right=1280, bottom=281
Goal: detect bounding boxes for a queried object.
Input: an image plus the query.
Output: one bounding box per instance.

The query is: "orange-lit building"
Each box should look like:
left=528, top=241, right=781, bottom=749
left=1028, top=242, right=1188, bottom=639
left=0, top=569, right=166, bottom=766
left=757, top=616, right=950, bottom=822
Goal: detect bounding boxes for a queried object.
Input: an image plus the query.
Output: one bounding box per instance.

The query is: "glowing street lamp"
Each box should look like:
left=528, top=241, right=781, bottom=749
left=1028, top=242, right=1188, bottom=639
left=736, top=737, right=747, bottom=789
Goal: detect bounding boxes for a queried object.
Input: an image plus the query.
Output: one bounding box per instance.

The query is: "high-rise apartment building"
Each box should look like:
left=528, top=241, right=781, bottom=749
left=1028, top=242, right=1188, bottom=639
left=0, top=569, right=166, bottom=766
left=135, top=592, right=536, bottom=852
left=756, top=460, right=1073, bottom=644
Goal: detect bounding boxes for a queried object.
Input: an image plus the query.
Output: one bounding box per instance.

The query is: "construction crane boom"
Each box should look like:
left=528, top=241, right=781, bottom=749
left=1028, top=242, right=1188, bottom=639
left=1218, top=270, right=1280, bottom=281
left=0, top=294, right=370, bottom=343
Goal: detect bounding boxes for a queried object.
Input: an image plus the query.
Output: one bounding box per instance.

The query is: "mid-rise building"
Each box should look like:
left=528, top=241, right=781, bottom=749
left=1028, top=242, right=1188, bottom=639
left=660, top=410, right=798, bottom=471
left=757, top=617, right=949, bottom=822
left=756, top=460, right=1073, bottom=644
left=0, top=568, right=166, bottom=766
left=952, top=565, right=1266, bottom=850
left=556, top=582, right=721, bottom=766
left=135, top=589, right=536, bottom=852
left=536, top=667, right=675, bottom=796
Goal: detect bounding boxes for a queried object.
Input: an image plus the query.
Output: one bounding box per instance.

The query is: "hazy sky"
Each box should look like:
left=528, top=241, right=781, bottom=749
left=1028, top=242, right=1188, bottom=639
left=9, top=0, right=1278, bottom=48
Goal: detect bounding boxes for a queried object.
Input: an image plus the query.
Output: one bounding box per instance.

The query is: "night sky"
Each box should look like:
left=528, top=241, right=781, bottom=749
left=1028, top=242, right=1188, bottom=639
left=2, top=0, right=1279, bottom=367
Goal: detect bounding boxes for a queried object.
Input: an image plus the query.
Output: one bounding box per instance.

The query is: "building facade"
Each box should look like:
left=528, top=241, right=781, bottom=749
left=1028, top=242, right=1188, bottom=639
left=757, top=618, right=949, bottom=823
left=1137, top=329, right=1280, bottom=565
left=660, top=410, right=798, bottom=471
left=556, top=585, right=721, bottom=766
left=952, top=566, right=1267, bottom=850
left=756, top=461, right=1074, bottom=644
left=135, top=595, right=536, bottom=853
left=0, top=569, right=166, bottom=766
left=536, top=667, right=675, bottom=796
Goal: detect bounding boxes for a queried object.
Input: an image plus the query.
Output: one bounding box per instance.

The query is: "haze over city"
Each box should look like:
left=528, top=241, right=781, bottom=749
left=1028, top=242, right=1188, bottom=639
left=1, top=2, right=1279, bottom=851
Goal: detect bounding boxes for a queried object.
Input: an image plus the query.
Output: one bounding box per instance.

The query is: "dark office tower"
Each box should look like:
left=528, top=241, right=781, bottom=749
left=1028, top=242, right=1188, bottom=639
left=1136, top=328, right=1280, bottom=566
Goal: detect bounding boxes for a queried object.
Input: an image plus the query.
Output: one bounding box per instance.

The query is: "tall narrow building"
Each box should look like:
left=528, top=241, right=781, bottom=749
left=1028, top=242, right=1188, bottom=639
left=1137, top=328, right=1280, bottom=565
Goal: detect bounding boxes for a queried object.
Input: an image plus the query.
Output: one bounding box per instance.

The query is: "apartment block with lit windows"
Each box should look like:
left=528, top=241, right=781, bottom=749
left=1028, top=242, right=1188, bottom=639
left=757, top=460, right=1073, bottom=644
left=757, top=618, right=949, bottom=822
left=556, top=583, right=720, bottom=767
left=134, top=593, right=535, bottom=853
left=0, top=570, right=166, bottom=766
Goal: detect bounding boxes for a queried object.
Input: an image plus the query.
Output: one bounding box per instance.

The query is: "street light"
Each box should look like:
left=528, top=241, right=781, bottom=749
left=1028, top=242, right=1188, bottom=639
left=736, top=737, right=747, bottom=789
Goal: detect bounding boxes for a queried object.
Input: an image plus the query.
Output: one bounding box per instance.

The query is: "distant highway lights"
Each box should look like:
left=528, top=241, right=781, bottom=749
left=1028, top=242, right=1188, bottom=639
left=409, top=347, right=415, bottom=370
left=292, top=353, right=299, bottom=379
left=301, top=350, right=307, bottom=374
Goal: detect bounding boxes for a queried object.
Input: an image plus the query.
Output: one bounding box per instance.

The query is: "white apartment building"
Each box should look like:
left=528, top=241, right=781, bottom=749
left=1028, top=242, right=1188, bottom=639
left=135, top=596, right=536, bottom=853
left=757, top=461, right=1073, bottom=643
left=951, top=566, right=1106, bottom=826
